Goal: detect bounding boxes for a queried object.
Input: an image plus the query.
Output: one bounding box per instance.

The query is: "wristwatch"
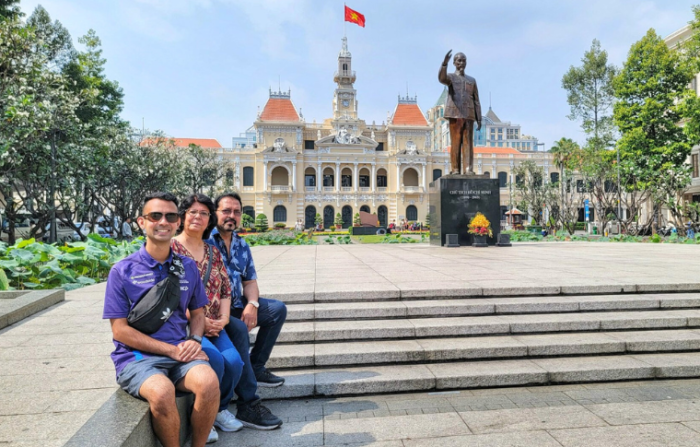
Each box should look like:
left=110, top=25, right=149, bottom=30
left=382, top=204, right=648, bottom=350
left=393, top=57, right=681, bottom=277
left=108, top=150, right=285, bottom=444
left=248, top=301, right=260, bottom=309
left=187, top=335, right=202, bottom=344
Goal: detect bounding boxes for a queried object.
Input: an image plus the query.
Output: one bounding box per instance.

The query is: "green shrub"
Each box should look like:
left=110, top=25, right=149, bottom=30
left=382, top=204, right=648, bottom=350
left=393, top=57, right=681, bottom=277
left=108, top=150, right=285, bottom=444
left=244, top=230, right=316, bottom=246
left=255, top=213, right=269, bottom=232
left=650, top=233, right=662, bottom=243
left=273, top=222, right=286, bottom=229
left=314, top=213, right=322, bottom=225
left=241, top=213, right=254, bottom=229
left=334, top=213, right=343, bottom=227
left=353, top=213, right=361, bottom=226
left=0, top=236, right=142, bottom=290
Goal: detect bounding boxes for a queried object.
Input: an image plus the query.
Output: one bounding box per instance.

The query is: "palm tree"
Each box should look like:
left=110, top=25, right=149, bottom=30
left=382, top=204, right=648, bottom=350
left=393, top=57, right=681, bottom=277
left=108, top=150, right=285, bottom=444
left=550, top=138, right=581, bottom=232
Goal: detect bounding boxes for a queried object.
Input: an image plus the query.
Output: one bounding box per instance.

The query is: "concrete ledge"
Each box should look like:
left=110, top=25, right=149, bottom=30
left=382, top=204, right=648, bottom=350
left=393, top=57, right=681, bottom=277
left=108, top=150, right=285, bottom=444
left=65, top=389, right=192, bottom=447
left=0, top=289, right=64, bottom=330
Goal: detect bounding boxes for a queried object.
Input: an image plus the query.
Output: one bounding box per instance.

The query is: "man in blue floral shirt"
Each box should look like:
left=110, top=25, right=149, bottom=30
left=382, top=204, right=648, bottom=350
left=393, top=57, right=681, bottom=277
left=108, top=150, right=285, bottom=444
left=207, top=193, right=286, bottom=430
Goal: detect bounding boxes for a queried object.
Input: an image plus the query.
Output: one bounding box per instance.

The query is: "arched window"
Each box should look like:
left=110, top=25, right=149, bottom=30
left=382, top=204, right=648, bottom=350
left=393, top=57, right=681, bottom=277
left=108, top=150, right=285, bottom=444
left=270, top=167, right=288, bottom=186
left=304, top=206, right=316, bottom=229
left=406, top=205, right=418, bottom=221
left=305, top=167, right=316, bottom=187
left=377, top=206, right=388, bottom=227
left=242, top=206, right=255, bottom=220
left=498, top=171, right=508, bottom=188
left=323, top=167, right=334, bottom=187
left=341, top=167, right=353, bottom=187
left=376, top=168, right=387, bottom=187
left=550, top=172, right=560, bottom=184
left=432, top=169, right=442, bottom=181
left=273, top=205, right=286, bottom=223
left=243, top=167, right=254, bottom=186
left=360, top=205, right=370, bottom=213
left=323, top=206, right=334, bottom=229
left=484, top=171, right=491, bottom=178
left=341, top=205, right=352, bottom=229
left=403, top=168, right=419, bottom=187
left=359, top=168, right=370, bottom=187
left=342, top=63, right=348, bottom=72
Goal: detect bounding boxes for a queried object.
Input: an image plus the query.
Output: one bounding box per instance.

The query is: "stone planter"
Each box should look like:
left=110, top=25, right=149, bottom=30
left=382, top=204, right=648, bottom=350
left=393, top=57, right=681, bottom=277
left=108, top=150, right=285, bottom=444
left=472, top=235, right=488, bottom=247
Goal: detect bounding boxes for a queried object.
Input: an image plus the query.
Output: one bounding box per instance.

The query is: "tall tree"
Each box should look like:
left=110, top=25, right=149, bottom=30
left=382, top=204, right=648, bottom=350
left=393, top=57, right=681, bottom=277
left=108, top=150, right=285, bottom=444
left=614, top=28, right=697, bottom=232
left=562, top=40, right=618, bottom=151
left=27, top=5, right=75, bottom=71
left=549, top=138, right=583, bottom=234
left=0, top=0, right=21, bottom=21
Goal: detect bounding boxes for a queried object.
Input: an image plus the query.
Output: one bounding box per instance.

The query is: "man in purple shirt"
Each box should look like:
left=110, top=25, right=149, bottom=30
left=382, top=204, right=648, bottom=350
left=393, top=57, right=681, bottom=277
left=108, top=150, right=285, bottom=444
left=103, top=192, right=219, bottom=447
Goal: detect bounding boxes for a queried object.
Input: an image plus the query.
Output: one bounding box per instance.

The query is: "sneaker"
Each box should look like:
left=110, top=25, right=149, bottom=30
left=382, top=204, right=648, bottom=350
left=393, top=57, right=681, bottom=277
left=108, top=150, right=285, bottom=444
left=214, top=409, right=243, bottom=432
left=255, top=368, right=285, bottom=388
left=236, top=399, right=283, bottom=430
left=207, top=426, right=218, bottom=444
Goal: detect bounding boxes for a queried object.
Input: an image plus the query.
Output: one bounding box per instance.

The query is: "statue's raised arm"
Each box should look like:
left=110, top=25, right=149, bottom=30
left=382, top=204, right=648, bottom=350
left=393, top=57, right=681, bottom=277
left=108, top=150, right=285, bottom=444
left=438, top=50, right=452, bottom=86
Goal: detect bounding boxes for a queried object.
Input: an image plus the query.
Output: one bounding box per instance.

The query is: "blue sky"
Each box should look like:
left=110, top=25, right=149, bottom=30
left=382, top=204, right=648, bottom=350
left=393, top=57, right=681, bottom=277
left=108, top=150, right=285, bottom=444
left=19, top=0, right=699, bottom=149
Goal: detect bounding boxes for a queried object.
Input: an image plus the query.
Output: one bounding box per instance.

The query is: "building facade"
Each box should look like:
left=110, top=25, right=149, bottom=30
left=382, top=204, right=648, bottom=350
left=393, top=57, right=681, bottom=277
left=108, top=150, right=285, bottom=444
left=223, top=38, right=553, bottom=228
left=666, top=24, right=700, bottom=203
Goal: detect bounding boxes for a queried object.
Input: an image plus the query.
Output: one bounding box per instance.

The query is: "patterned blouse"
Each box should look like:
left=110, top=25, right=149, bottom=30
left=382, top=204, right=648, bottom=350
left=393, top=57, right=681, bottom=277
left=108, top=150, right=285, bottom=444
left=171, top=239, right=232, bottom=320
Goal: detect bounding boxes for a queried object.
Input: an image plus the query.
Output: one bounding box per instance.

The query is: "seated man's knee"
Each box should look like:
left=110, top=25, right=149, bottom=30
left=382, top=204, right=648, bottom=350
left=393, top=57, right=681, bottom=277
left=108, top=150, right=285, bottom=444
left=188, top=364, right=220, bottom=398
left=271, top=299, right=287, bottom=323
left=141, top=376, right=177, bottom=418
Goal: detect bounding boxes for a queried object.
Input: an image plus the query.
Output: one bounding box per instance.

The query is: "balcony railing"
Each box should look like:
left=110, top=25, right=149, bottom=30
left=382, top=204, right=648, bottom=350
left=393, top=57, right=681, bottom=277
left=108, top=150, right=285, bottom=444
left=403, top=186, right=421, bottom=193
left=271, top=185, right=289, bottom=191
left=377, top=187, right=387, bottom=192
left=305, top=186, right=316, bottom=192
left=359, top=187, right=371, bottom=192
left=323, top=186, right=334, bottom=192
left=341, top=187, right=352, bottom=192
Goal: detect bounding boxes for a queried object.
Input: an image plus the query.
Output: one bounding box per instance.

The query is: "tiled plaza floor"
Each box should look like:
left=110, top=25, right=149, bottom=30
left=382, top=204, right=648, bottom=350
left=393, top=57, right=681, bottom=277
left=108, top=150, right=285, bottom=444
left=1, top=242, right=700, bottom=445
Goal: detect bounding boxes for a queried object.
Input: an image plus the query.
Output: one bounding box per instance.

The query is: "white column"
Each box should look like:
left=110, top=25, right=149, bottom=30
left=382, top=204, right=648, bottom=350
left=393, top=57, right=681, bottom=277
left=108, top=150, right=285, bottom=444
left=263, top=161, right=268, bottom=190
left=317, top=163, right=321, bottom=191
left=422, top=164, right=426, bottom=190
left=291, top=162, right=297, bottom=191
left=353, top=163, right=359, bottom=192
left=371, top=164, right=376, bottom=192
left=335, top=163, right=340, bottom=192
left=397, top=163, right=401, bottom=190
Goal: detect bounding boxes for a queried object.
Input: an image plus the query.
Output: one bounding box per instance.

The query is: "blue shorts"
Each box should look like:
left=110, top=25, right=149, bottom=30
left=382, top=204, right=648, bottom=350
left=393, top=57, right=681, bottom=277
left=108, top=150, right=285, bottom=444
left=116, top=355, right=209, bottom=399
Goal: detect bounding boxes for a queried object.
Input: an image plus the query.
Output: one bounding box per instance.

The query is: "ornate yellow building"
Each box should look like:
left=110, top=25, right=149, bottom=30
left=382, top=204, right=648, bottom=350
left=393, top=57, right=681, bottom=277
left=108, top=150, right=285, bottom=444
left=227, top=37, right=554, bottom=228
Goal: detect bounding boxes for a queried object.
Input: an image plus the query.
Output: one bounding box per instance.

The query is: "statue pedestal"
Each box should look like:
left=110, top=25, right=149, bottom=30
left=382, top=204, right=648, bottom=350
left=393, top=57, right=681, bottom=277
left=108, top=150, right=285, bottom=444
left=428, top=175, right=501, bottom=247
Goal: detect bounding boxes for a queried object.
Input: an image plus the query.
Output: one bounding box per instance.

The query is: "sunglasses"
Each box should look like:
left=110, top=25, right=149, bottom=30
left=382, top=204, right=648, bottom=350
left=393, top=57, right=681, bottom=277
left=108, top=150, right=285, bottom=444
left=142, top=212, right=179, bottom=223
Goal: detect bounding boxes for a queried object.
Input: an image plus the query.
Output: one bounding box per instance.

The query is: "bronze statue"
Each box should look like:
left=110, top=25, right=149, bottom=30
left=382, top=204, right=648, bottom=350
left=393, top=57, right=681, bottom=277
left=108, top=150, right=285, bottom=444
left=438, top=50, right=482, bottom=175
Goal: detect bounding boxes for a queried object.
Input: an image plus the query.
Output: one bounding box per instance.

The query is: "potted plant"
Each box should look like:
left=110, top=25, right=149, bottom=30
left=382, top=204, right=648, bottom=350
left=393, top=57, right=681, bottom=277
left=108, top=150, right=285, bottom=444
left=334, top=213, right=344, bottom=230
left=314, top=213, right=323, bottom=230
left=468, top=212, right=492, bottom=247
left=353, top=212, right=361, bottom=226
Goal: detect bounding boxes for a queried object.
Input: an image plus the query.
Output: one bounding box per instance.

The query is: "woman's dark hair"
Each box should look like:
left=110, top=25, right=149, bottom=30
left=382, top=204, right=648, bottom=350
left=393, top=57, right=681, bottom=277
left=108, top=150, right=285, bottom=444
left=178, top=193, right=217, bottom=239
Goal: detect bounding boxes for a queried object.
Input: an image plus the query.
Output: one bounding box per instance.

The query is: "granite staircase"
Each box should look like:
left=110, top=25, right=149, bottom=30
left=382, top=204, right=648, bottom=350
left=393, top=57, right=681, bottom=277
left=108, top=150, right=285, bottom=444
left=257, top=289, right=700, bottom=399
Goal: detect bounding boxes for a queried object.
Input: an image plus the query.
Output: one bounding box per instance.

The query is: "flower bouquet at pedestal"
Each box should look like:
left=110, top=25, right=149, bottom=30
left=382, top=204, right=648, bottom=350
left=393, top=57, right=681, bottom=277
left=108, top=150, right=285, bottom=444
left=468, top=212, right=492, bottom=247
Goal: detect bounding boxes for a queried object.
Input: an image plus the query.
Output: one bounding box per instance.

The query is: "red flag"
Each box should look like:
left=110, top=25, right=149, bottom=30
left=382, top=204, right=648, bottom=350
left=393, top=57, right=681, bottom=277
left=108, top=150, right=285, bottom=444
left=344, top=5, right=365, bottom=28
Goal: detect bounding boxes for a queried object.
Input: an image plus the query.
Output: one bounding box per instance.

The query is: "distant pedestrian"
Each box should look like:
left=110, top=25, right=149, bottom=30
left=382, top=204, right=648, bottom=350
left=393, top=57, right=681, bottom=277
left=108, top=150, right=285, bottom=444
left=121, top=217, right=133, bottom=242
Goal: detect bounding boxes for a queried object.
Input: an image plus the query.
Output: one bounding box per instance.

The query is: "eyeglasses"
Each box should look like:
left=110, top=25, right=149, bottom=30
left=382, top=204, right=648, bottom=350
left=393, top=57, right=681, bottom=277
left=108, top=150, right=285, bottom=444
left=217, top=209, right=242, bottom=216
left=142, top=212, right=179, bottom=223
left=186, top=210, right=211, bottom=218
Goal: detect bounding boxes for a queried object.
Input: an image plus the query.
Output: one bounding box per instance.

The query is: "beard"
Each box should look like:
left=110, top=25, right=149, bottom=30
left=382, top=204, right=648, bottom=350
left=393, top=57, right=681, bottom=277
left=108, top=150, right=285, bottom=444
left=217, top=217, right=237, bottom=233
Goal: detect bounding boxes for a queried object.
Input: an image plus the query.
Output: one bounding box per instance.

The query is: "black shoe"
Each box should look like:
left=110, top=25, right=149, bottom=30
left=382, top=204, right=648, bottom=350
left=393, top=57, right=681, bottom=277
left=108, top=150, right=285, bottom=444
left=255, top=368, right=285, bottom=388
left=236, top=399, right=283, bottom=430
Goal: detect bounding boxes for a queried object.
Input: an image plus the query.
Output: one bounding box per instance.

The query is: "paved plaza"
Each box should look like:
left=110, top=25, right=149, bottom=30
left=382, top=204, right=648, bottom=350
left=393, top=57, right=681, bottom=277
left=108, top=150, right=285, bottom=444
left=1, top=242, right=700, bottom=446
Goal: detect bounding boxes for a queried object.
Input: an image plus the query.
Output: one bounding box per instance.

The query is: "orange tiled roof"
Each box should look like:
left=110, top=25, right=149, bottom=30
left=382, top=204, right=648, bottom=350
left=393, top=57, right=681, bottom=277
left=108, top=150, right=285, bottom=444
left=141, top=138, right=222, bottom=148
left=259, top=98, right=300, bottom=122
left=391, top=103, right=428, bottom=126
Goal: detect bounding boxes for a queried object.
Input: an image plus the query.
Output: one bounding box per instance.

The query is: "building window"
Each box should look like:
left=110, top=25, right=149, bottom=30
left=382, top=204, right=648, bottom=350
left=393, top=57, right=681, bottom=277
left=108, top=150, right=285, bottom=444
left=359, top=174, right=370, bottom=187
left=693, top=154, right=699, bottom=178
left=243, top=167, right=254, bottom=187
left=323, top=174, right=334, bottom=187
left=304, top=140, right=315, bottom=150
left=550, top=172, right=559, bottom=184
left=433, top=169, right=442, bottom=181
left=273, top=205, right=286, bottom=223
left=376, top=142, right=384, bottom=151
left=242, top=206, right=255, bottom=220
left=498, top=171, right=508, bottom=188
left=377, top=174, right=387, bottom=187
left=305, top=174, right=316, bottom=187
left=406, top=205, right=418, bottom=221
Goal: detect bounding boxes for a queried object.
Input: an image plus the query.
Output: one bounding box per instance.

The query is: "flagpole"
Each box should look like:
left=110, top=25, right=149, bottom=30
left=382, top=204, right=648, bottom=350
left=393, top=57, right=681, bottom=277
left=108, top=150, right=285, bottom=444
left=343, top=3, right=346, bottom=38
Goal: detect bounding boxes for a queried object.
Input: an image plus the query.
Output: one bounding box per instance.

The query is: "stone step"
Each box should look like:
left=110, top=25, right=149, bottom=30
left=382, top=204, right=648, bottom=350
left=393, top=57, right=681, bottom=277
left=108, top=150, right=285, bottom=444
left=285, top=293, right=700, bottom=322
left=259, top=352, right=700, bottom=399
left=266, top=329, right=700, bottom=369
left=264, top=309, right=700, bottom=344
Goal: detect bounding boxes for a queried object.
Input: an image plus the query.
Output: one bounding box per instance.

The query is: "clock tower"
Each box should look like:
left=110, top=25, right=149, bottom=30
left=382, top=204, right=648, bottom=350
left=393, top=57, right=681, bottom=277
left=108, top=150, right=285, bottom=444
left=333, top=37, right=358, bottom=120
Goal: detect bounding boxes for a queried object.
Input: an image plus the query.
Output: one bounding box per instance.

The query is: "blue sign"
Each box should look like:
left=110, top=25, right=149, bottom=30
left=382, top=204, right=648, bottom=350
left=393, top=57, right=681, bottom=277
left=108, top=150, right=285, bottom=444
left=584, top=199, right=590, bottom=222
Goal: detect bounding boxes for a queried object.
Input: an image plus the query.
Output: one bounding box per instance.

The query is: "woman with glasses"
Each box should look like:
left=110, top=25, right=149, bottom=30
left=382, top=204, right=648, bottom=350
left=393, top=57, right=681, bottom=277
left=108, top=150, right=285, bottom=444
left=172, top=194, right=244, bottom=443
